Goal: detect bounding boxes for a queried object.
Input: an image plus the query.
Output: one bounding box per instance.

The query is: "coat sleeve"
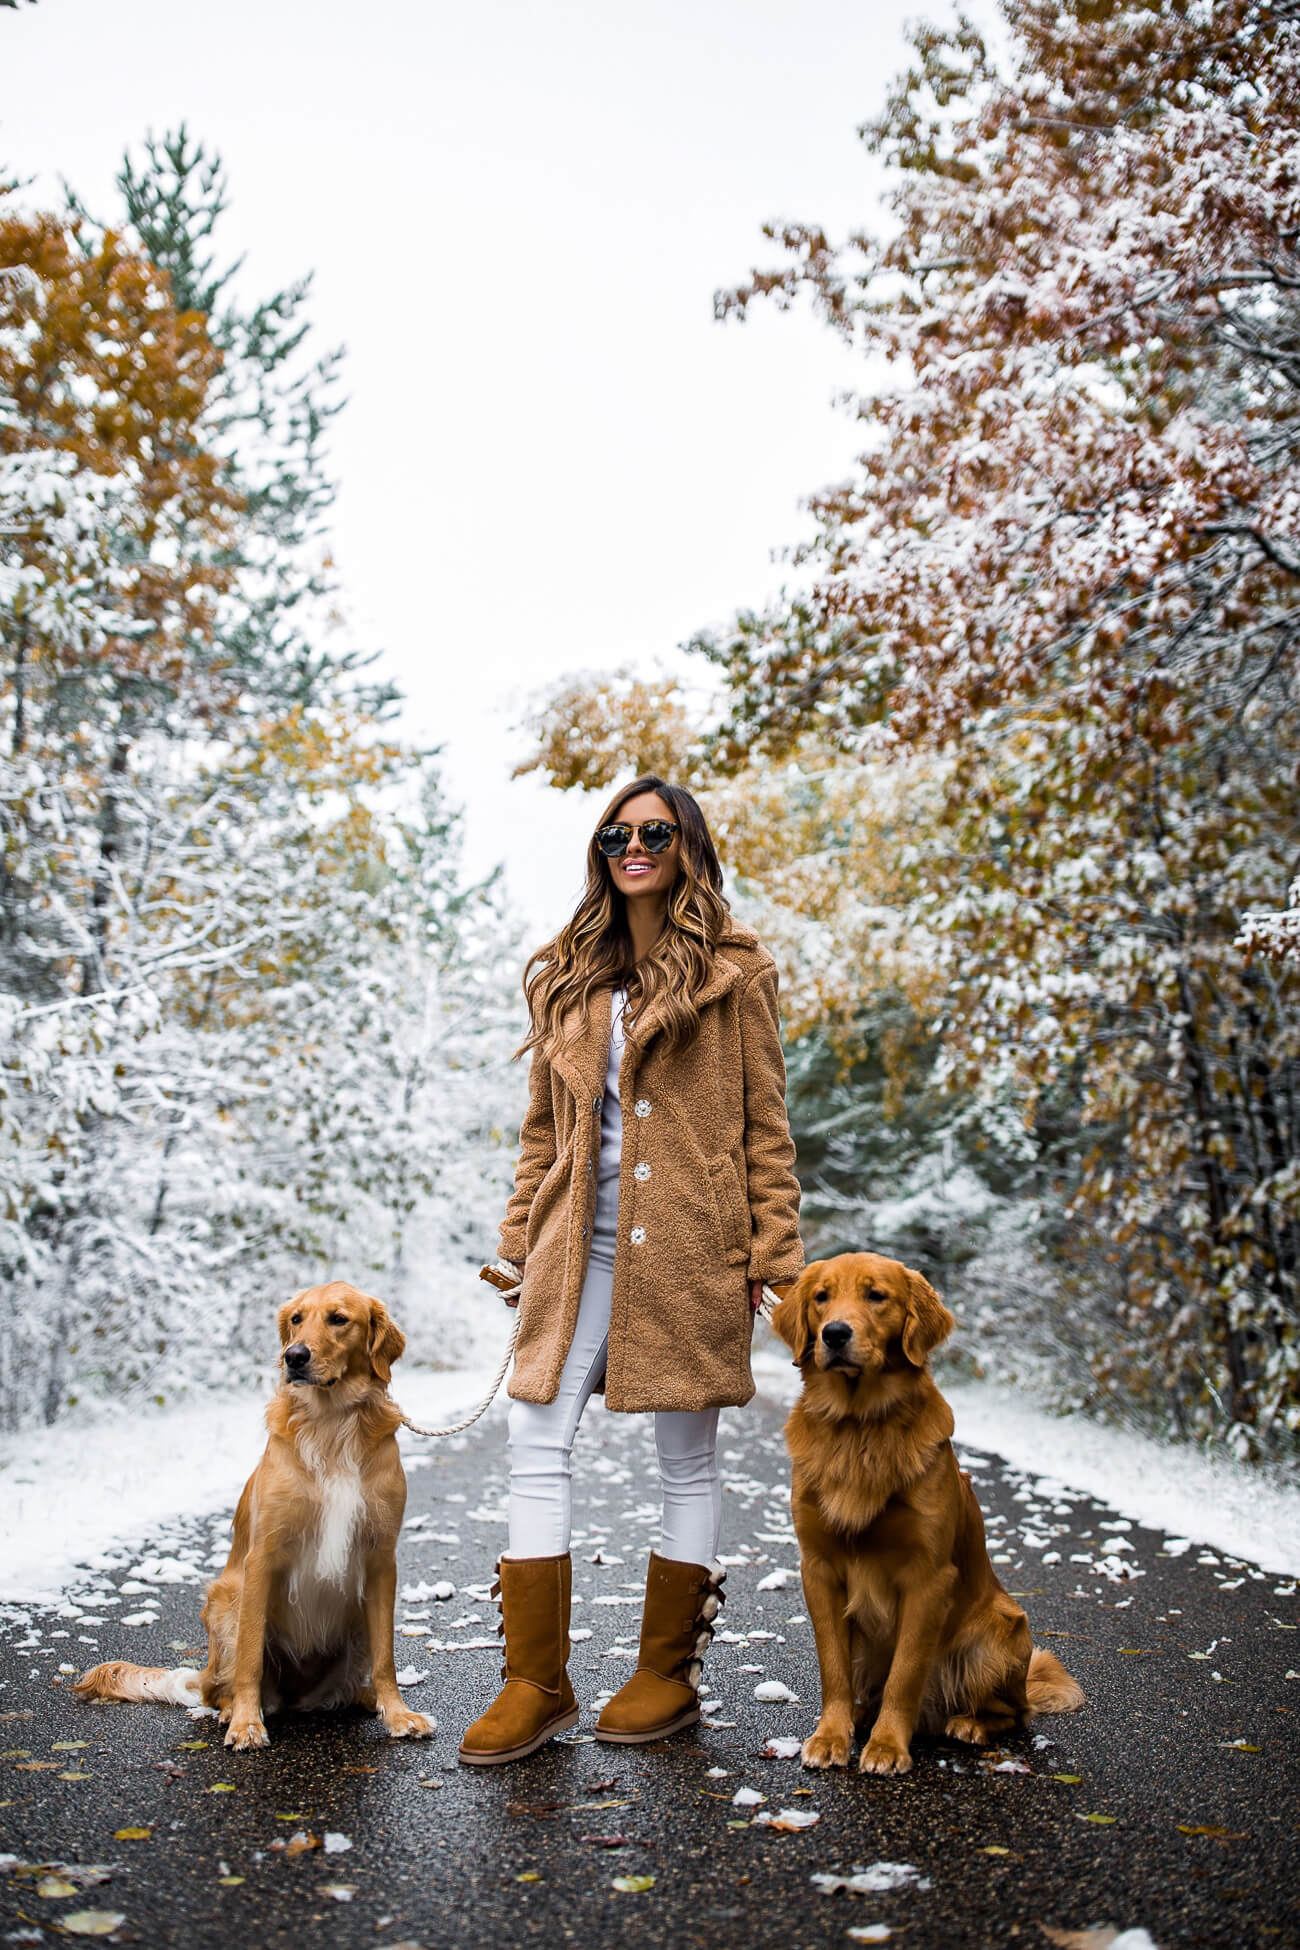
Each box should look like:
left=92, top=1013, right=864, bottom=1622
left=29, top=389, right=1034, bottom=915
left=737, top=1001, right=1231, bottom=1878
left=739, top=961, right=805, bottom=1284
left=497, top=1045, right=559, bottom=1265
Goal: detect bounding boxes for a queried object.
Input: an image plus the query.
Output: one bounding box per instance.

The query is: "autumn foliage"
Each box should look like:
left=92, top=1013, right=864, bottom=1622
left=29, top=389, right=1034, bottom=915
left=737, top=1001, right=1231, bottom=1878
left=519, top=0, right=1300, bottom=1451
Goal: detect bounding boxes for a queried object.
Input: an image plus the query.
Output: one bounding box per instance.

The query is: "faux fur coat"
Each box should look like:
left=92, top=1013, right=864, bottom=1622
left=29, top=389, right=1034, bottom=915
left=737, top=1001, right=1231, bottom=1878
left=498, top=919, right=805, bottom=1413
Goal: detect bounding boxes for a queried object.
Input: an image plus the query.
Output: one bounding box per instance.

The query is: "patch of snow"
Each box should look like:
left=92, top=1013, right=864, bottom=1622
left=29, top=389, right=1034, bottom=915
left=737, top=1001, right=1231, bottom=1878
left=751, top=1358, right=1300, bottom=1575
left=0, top=1363, right=500, bottom=1607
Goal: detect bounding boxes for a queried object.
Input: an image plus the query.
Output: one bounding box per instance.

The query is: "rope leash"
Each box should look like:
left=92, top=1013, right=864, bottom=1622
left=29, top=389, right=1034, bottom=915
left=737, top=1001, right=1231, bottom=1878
left=392, top=1268, right=785, bottom=1440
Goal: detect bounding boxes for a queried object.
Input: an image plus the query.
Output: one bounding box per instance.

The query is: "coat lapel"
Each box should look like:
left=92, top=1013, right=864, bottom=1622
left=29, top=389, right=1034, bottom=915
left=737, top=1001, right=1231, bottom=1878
left=549, top=984, right=612, bottom=1107
left=548, top=953, right=744, bottom=1105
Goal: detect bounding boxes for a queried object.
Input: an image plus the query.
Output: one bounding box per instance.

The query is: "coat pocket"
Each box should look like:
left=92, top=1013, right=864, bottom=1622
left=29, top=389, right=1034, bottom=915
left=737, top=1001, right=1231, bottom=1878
left=524, top=1141, right=572, bottom=1256
left=707, top=1153, right=750, bottom=1265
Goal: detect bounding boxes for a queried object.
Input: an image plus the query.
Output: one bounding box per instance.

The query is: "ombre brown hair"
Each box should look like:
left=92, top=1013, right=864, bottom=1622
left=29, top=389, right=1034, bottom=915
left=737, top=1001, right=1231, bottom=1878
left=518, top=776, right=730, bottom=1060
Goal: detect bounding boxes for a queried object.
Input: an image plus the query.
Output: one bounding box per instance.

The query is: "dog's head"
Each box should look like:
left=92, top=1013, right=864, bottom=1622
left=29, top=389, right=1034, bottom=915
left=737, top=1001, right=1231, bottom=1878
left=277, top=1282, right=406, bottom=1391
left=771, top=1252, right=953, bottom=1382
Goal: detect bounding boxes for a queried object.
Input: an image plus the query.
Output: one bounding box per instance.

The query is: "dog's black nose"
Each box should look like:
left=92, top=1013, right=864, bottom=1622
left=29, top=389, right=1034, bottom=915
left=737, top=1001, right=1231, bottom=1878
left=821, top=1320, right=853, bottom=1351
left=284, top=1342, right=311, bottom=1370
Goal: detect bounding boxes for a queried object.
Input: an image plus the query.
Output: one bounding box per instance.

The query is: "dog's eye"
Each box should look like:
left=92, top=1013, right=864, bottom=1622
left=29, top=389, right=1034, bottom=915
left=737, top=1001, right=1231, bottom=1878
left=290, top=1312, right=302, bottom=1325
left=327, top=1313, right=348, bottom=1327
left=866, top=1288, right=888, bottom=1304
left=812, top=1288, right=829, bottom=1305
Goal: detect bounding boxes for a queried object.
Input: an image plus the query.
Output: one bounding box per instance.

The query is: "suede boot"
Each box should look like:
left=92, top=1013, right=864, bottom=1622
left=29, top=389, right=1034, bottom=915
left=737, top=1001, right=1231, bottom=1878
left=458, top=1553, right=579, bottom=1765
left=594, top=1552, right=725, bottom=1743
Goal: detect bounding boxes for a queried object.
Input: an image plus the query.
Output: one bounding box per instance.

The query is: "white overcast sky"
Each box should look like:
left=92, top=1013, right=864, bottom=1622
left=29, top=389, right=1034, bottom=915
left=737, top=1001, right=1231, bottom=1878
left=3, top=0, right=917, bottom=938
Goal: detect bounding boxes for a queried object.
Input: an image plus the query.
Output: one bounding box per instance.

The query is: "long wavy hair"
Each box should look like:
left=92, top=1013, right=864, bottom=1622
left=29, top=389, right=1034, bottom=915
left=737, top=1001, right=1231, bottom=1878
left=518, top=776, right=730, bottom=1060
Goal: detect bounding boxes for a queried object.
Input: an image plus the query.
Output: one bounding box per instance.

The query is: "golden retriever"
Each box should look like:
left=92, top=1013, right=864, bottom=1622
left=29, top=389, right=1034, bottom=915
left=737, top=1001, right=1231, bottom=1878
left=75, top=1283, right=433, bottom=1751
left=771, top=1252, right=1083, bottom=1775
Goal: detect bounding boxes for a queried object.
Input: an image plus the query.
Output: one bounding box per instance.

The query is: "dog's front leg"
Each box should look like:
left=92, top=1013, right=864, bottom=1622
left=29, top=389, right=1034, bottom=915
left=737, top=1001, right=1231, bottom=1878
left=800, top=1554, right=854, bottom=1769
left=363, top=1551, right=433, bottom=1740
left=860, top=1564, right=955, bottom=1776
left=225, top=1550, right=274, bottom=1751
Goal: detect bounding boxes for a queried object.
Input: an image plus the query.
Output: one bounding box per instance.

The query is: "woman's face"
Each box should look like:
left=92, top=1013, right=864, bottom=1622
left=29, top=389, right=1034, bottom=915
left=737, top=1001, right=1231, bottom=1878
left=602, top=790, right=682, bottom=907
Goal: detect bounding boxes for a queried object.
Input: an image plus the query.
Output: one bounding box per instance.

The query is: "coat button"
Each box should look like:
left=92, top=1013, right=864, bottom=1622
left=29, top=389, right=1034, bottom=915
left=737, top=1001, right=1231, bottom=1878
left=581, top=1223, right=588, bottom=1239
left=587, top=1157, right=594, bottom=1175
left=594, top=1095, right=602, bottom=1113
left=634, top=1098, right=651, bottom=1118
left=630, top=1225, right=646, bottom=1245
left=634, top=1161, right=650, bottom=1182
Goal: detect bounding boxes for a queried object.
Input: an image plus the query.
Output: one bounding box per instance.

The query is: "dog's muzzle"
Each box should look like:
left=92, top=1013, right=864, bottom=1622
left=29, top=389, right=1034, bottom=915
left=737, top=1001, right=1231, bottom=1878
left=283, top=1342, right=314, bottom=1382
left=819, top=1320, right=858, bottom=1369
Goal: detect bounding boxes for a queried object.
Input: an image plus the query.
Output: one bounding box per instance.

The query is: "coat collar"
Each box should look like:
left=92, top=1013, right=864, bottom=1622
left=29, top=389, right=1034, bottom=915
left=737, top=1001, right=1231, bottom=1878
left=548, top=955, right=744, bottom=1106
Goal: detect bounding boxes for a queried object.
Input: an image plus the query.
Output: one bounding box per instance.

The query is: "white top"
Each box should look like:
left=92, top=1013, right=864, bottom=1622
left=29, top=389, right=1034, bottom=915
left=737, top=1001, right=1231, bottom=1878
left=589, top=986, right=629, bottom=1270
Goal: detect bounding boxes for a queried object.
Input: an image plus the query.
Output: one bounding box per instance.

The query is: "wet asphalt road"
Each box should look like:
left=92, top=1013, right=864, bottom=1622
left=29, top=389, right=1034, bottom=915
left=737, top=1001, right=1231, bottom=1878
left=0, top=1384, right=1297, bottom=1950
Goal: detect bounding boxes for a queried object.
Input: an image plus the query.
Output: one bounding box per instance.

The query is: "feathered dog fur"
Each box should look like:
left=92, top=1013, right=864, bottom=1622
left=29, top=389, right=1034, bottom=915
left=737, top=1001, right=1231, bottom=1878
left=74, top=1283, right=432, bottom=1751
left=771, top=1253, right=1083, bottom=1775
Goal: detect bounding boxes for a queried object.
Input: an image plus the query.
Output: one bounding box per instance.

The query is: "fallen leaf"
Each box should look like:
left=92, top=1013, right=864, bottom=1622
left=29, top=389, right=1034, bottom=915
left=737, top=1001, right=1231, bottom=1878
left=113, top=1829, right=151, bottom=1842
left=1177, top=1824, right=1245, bottom=1838
left=1, top=1749, right=32, bottom=1759
left=59, top=1771, right=93, bottom=1782
left=978, top=1846, right=1012, bottom=1857
left=218, top=1875, right=244, bottom=1886
left=174, top=1741, right=208, bottom=1751
left=1052, top=1775, right=1082, bottom=1784
left=37, top=1876, right=80, bottom=1897
left=1076, top=1813, right=1117, bottom=1825
left=611, top=1874, right=655, bottom=1892
left=275, top=1812, right=311, bottom=1822
left=515, top=1871, right=542, bottom=1882
left=16, top=1760, right=62, bottom=1771
left=341, top=1765, right=380, bottom=1774
left=284, top=1832, right=320, bottom=1860
left=206, top=1782, right=236, bottom=1794
left=1218, top=1741, right=1260, bottom=1752
left=61, top=1915, right=127, bottom=1938
left=51, top=1742, right=91, bottom=1752
left=320, top=1884, right=355, bottom=1902
left=0, top=1709, right=34, bottom=1722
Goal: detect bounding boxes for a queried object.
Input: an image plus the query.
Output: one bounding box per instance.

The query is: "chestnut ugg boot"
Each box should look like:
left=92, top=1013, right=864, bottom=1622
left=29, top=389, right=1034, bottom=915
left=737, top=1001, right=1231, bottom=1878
left=594, top=1552, right=725, bottom=1743
left=458, top=1553, right=579, bottom=1765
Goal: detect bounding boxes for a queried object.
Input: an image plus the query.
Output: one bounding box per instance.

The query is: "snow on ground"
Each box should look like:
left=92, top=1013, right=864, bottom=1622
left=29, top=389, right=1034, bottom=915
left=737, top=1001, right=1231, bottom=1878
left=0, top=1363, right=502, bottom=1608
left=3, top=1333, right=1298, bottom=1612
left=752, top=1344, right=1300, bottom=1576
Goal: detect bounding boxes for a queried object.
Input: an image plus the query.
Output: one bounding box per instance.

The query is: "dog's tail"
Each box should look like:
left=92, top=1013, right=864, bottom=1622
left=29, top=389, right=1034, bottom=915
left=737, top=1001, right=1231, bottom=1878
left=1027, top=1646, right=1085, bottom=1714
left=74, top=1661, right=203, bottom=1708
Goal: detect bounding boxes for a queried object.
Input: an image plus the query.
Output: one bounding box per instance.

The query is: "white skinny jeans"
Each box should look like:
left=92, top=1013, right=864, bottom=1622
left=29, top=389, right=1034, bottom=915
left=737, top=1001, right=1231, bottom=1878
left=506, top=1258, right=722, bottom=1565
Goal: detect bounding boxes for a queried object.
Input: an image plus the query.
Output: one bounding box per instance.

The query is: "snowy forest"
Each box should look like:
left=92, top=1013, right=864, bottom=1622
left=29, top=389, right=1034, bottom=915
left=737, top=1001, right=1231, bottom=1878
left=3, top=0, right=1298, bottom=1462
left=0, top=133, right=524, bottom=1428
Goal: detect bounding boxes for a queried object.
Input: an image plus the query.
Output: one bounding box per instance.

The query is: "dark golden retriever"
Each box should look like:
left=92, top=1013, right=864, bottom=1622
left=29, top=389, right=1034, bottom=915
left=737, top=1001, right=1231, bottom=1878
left=75, top=1283, right=432, bottom=1751
left=772, top=1252, right=1083, bottom=1775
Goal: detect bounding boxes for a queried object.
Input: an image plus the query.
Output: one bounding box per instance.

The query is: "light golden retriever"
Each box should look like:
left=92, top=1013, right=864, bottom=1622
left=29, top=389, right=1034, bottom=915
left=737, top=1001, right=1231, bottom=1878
left=771, top=1252, right=1083, bottom=1775
left=75, top=1283, right=432, bottom=1751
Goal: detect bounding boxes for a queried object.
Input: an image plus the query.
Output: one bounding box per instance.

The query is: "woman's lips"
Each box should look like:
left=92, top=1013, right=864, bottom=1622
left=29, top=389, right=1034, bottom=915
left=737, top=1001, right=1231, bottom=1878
left=621, top=860, right=655, bottom=876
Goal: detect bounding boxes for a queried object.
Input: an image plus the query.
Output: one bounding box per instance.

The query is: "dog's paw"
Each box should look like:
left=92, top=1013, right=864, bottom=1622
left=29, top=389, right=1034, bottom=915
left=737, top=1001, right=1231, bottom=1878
left=383, top=1707, right=434, bottom=1740
left=801, top=1727, right=851, bottom=1769
left=224, top=1716, right=269, bottom=1751
left=944, top=1712, right=990, bottom=1746
left=859, top=1733, right=912, bottom=1776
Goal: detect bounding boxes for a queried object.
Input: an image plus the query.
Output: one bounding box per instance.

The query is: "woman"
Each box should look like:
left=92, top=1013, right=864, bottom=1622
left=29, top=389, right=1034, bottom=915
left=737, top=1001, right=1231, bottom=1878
left=459, top=776, right=804, bottom=1765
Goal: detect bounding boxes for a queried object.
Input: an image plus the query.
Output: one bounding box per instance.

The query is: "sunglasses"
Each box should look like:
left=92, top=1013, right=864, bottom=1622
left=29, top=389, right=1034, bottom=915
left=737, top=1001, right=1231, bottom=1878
left=594, top=819, right=680, bottom=858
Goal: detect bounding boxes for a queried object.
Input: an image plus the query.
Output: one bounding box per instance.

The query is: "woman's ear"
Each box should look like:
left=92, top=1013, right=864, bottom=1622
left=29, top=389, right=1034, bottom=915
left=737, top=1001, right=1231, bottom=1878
left=771, top=1263, right=822, bottom=1366
left=367, top=1299, right=406, bottom=1383
left=900, top=1268, right=955, bottom=1367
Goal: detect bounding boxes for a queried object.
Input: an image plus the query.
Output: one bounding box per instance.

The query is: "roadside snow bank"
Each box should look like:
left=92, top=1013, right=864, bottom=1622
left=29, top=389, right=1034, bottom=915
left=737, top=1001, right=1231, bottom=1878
left=0, top=1363, right=502, bottom=1607
left=752, top=1345, right=1300, bottom=1576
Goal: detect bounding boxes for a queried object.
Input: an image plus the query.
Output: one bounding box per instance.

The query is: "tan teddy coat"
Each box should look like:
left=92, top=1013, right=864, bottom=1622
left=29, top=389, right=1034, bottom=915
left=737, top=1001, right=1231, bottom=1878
left=498, top=919, right=805, bottom=1414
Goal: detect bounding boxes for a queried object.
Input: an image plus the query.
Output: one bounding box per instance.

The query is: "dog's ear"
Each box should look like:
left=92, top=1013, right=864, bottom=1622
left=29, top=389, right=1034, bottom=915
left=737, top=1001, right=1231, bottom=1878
left=367, top=1299, right=406, bottom=1384
left=901, top=1268, right=955, bottom=1367
left=277, top=1296, right=303, bottom=1347
left=771, top=1263, right=822, bottom=1366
